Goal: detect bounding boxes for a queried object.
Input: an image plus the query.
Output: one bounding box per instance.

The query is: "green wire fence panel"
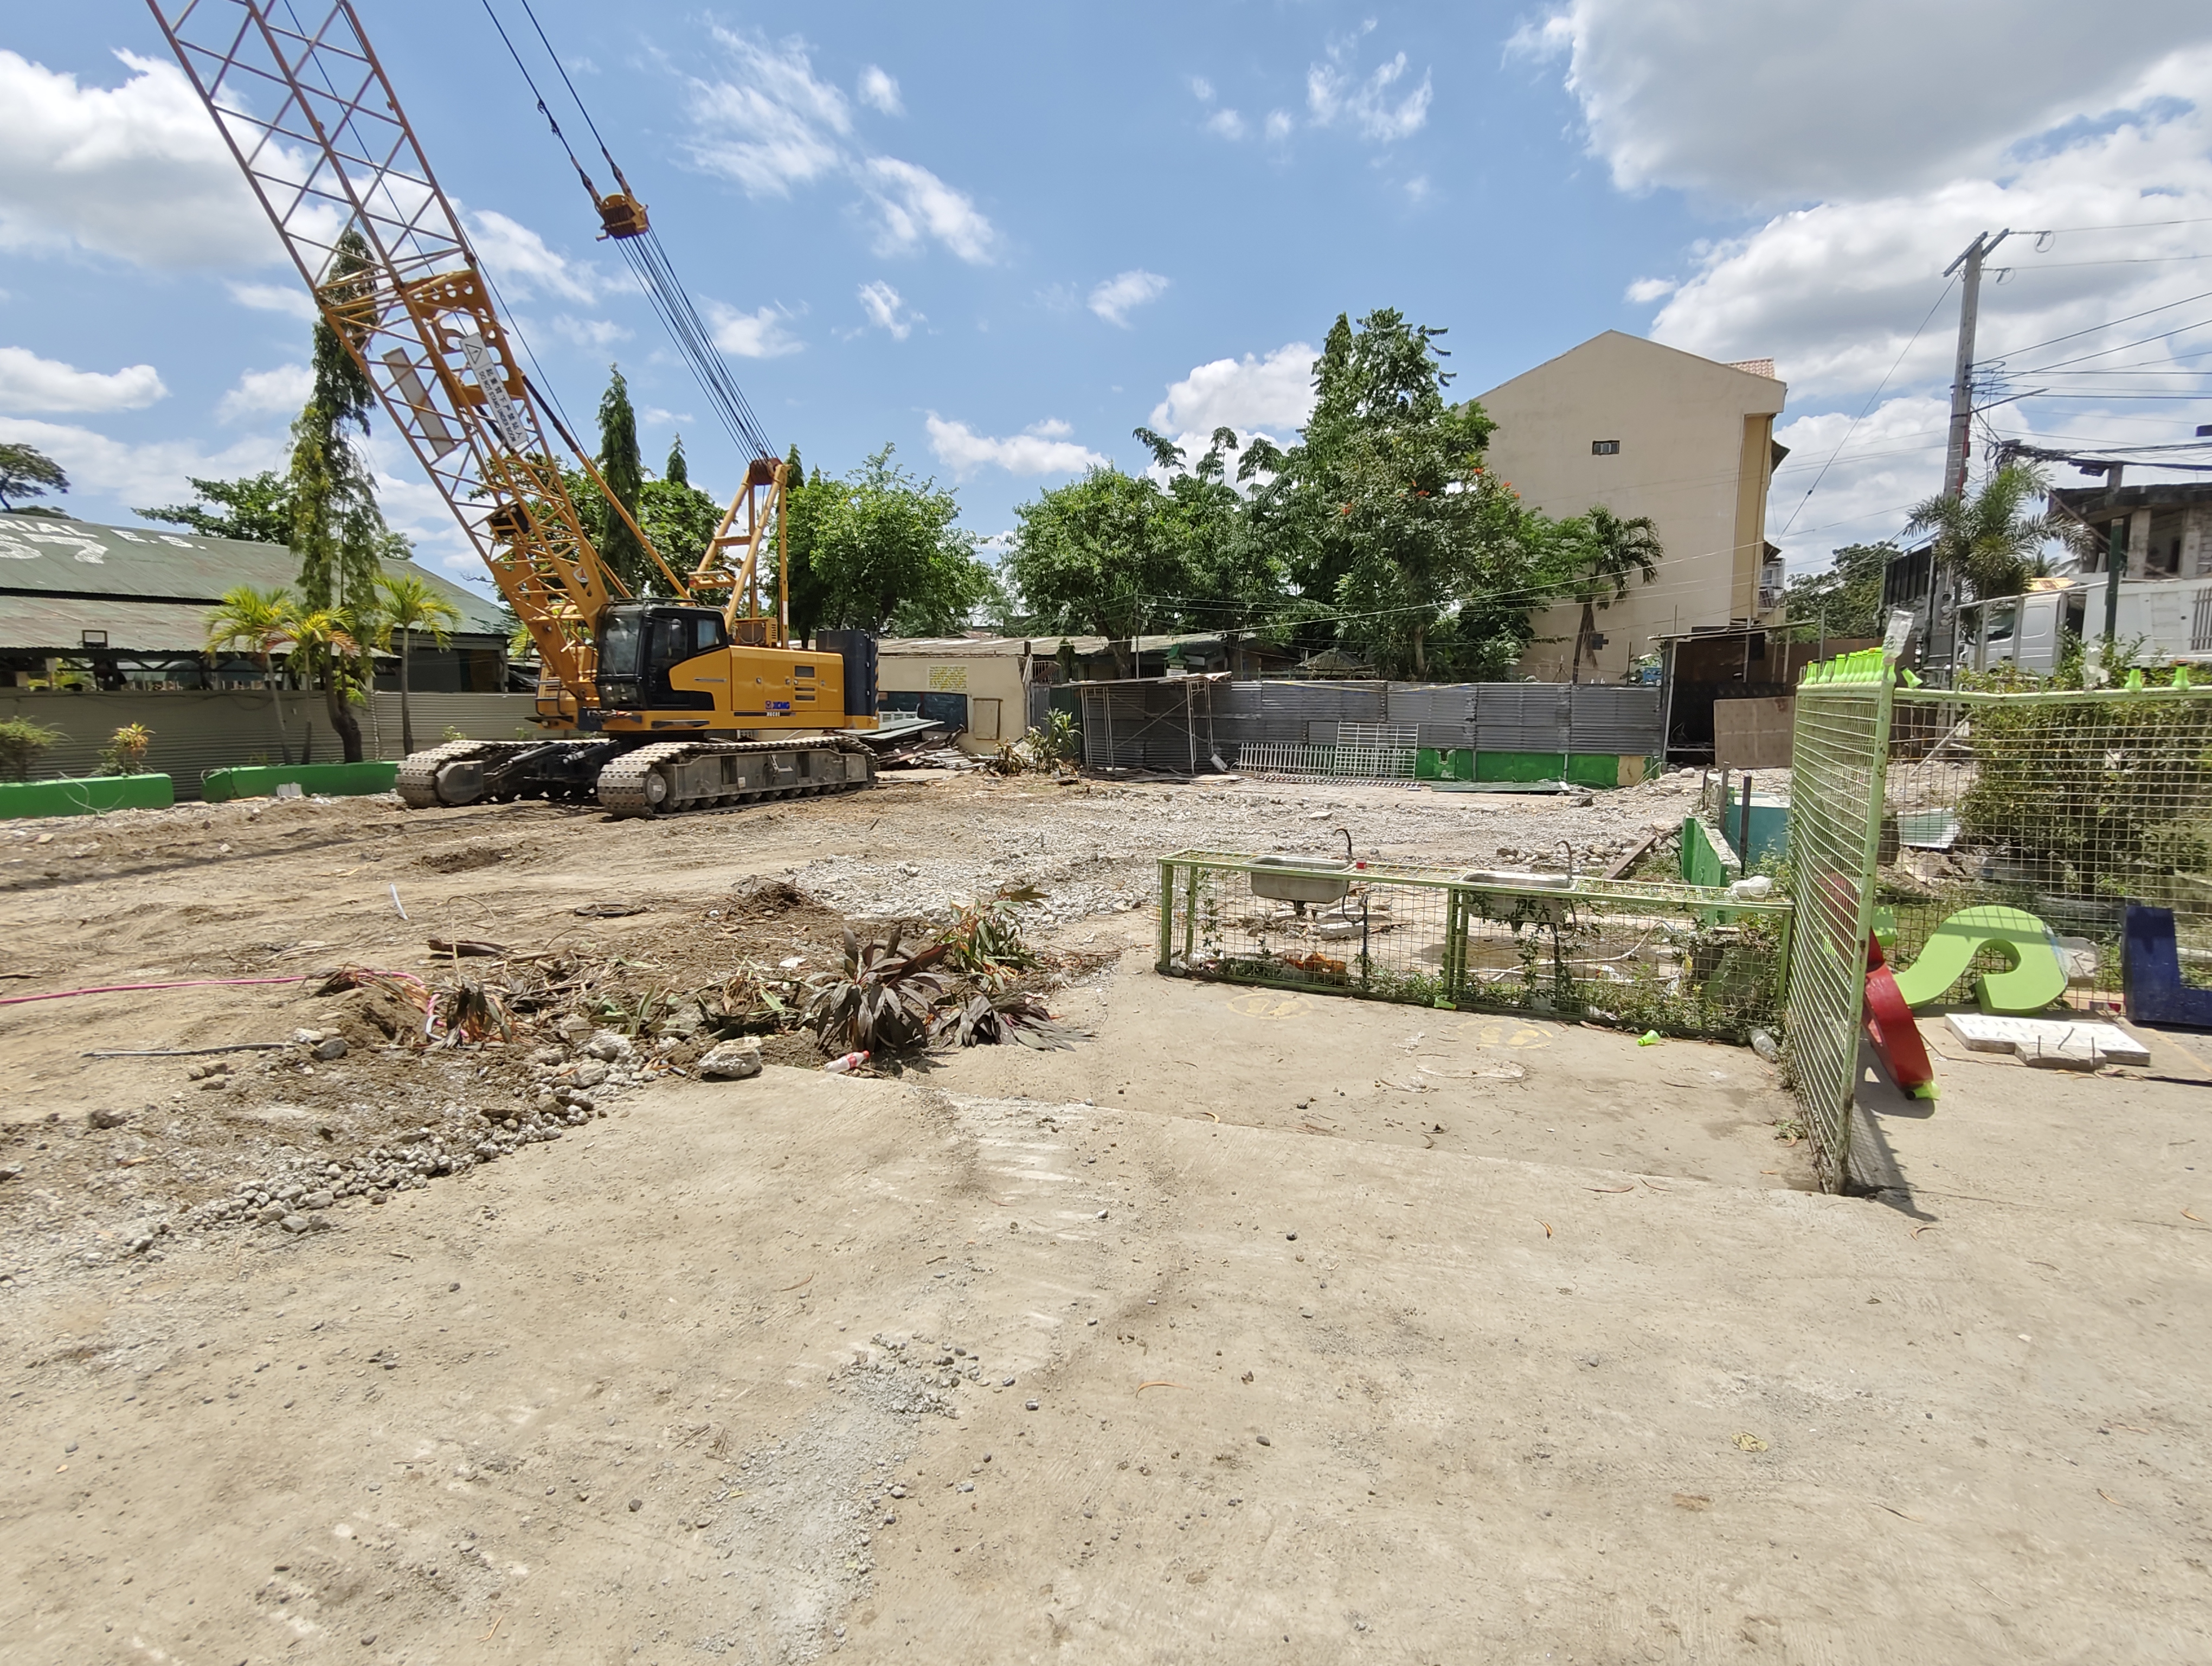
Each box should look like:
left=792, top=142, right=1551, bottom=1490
left=1880, top=683, right=2212, bottom=1013
left=1155, top=850, right=1792, bottom=1041
left=1784, top=652, right=1896, bottom=1194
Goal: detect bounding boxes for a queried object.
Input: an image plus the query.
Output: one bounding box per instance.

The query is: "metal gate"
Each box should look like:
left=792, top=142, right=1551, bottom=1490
left=1783, top=651, right=1896, bottom=1192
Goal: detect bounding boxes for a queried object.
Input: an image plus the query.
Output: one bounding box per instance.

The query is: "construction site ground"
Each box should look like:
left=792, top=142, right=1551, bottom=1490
left=3, top=768, right=2208, bottom=1664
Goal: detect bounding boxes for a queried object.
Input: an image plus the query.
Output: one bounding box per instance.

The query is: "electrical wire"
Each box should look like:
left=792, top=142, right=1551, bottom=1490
left=477, top=0, right=777, bottom=464
left=1989, top=287, right=2212, bottom=363
left=1776, top=277, right=1957, bottom=538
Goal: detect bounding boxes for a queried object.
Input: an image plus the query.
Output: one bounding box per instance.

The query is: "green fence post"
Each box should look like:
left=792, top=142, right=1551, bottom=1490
left=1156, top=860, right=1175, bottom=972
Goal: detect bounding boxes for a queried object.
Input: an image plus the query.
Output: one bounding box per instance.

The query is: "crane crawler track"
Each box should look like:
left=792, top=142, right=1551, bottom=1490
left=395, top=741, right=502, bottom=809
left=596, top=737, right=877, bottom=818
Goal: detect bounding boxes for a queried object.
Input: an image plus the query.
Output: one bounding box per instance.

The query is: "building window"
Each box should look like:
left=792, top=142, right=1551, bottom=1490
left=1591, top=439, right=1620, bottom=455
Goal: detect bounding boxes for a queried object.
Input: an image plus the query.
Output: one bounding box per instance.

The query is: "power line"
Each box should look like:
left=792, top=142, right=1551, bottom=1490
left=1990, top=287, right=2212, bottom=362
left=2025, top=215, right=2212, bottom=234
left=1777, top=277, right=1957, bottom=537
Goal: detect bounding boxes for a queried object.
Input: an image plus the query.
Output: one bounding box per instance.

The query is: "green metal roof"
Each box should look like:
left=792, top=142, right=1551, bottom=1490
left=0, top=512, right=507, bottom=637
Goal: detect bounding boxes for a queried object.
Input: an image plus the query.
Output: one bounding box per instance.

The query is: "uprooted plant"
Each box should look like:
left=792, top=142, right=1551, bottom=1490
left=937, top=885, right=1044, bottom=985
left=803, top=928, right=952, bottom=1054
left=933, top=990, right=1086, bottom=1050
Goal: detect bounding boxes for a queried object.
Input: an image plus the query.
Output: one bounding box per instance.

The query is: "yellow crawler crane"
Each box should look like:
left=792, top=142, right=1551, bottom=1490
left=147, top=0, right=879, bottom=816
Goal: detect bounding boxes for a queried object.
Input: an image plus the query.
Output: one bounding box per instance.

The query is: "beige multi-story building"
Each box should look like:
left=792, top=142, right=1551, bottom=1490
left=1475, top=331, right=1789, bottom=682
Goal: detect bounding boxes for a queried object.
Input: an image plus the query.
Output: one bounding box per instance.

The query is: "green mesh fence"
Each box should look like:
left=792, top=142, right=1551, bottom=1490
left=1881, top=683, right=2212, bottom=1011
left=1784, top=651, right=1897, bottom=1193
left=1155, top=851, right=1792, bottom=1039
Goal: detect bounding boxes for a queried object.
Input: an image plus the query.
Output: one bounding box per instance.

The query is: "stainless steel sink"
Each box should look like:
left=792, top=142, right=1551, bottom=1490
left=1250, top=856, right=1353, bottom=904
left=1459, top=868, right=1574, bottom=890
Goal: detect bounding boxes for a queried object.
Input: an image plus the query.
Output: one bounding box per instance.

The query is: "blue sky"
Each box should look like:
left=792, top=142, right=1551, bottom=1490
left=4, top=2, right=2211, bottom=596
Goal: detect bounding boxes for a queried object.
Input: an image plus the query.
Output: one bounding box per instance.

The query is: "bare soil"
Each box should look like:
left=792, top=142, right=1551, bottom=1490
left=3, top=769, right=2205, bottom=1663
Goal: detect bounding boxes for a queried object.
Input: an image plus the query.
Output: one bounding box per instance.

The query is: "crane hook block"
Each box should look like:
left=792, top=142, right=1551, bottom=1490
left=595, top=192, right=651, bottom=240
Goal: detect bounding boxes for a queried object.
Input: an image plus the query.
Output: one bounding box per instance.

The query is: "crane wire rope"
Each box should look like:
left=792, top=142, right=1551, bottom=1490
left=478, top=0, right=777, bottom=465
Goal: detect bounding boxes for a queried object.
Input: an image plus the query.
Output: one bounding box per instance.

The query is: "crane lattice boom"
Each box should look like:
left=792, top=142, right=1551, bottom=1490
left=147, top=0, right=615, bottom=722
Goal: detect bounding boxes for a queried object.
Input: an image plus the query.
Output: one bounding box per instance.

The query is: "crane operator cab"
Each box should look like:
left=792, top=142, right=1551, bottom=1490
left=591, top=601, right=872, bottom=735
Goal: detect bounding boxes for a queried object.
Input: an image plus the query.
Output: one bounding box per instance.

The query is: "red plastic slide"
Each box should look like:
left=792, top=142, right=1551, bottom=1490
left=1863, top=935, right=1938, bottom=1099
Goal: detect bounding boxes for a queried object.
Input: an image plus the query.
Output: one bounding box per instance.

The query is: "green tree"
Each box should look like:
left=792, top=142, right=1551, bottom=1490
left=638, top=435, right=724, bottom=576
left=372, top=573, right=461, bottom=757
left=1007, top=466, right=1186, bottom=676
left=1784, top=541, right=1894, bottom=642
left=1551, top=505, right=1662, bottom=682
left=138, top=471, right=294, bottom=543
left=1135, top=425, right=1288, bottom=663
left=1904, top=462, right=2059, bottom=602
left=1270, top=309, right=1554, bottom=677
left=290, top=228, right=390, bottom=609
left=774, top=446, right=835, bottom=639
left=807, top=445, right=989, bottom=636
left=204, top=585, right=297, bottom=762
left=591, top=366, right=652, bottom=595
left=283, top=604, right=370, bottom=762
left=0, top=443, right=69, bottom=512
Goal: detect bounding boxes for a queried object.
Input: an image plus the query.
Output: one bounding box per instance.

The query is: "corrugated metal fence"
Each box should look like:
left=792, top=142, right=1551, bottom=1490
left=1078, top=680, right=1662, bottom=773
left=0, top=689, right=540, bottom=799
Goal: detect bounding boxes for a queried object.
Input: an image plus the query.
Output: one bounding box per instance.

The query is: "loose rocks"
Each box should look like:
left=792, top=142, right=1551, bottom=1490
left=697, top=1040, right=764, bottom=1081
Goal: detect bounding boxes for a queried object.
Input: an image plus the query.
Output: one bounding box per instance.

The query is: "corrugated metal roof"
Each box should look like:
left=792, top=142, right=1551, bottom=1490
left=0, top=512, right=506, bottom=635
left=1, top=596, right=227, bottom=654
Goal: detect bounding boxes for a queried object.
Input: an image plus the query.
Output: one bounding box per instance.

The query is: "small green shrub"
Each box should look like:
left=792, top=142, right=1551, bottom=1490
left=0, top=716, right=65, bottom=781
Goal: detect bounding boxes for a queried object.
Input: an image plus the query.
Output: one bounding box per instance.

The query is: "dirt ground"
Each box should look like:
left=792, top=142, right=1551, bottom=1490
left=3, top=770, right=2208, bottom=1663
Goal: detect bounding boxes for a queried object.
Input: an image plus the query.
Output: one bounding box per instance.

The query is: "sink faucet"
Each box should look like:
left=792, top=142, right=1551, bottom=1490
left=1552, top=839, right=1577, bottom=883
left=1335, top=826, right=1353, bottom=863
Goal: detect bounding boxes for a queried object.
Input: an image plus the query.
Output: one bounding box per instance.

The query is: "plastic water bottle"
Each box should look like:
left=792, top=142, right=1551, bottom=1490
left=824, top=1050, right=869, bottom=1074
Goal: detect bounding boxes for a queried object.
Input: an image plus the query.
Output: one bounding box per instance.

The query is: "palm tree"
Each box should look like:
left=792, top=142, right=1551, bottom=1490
left=1904, top=462, right=2059, bottom=602
left=281, top=605, right=370, bottom=763
left=204, top=584, right=297, bottom=762
left=1555, top=507, right=1663, bottom=682
left=372, top=573, right=461, bottom=757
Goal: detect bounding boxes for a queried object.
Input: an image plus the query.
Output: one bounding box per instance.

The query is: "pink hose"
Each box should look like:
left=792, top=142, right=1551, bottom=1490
left=0, top=974, right=317, bottom=1008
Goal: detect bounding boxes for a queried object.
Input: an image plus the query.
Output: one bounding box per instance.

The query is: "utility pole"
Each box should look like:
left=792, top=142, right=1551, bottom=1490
left=1941, top=230, right=2010, bottom=501
left=2102, top=462, right=2126, bottom=649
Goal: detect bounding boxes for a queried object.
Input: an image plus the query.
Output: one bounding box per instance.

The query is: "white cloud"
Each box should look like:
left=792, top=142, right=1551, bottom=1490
left=1150, top=342, right=1317, bottom=434
left=686, top=31, right=996, bottom=263
left=925, top=414, right=1104, bottom=479
left=1206, top=109, right=1246, bottom=141
left=856, top=279, right=921, bottom=339
left=707, top=301, right=803, bottom=358
left=861, top=157, right=998, bottom=263
left=0, top=347, right=166, bottom=413
left=858, top=65, right=903, bottom=117
left=1088, top=270, right=1170, bottom=328
left=0, top=49, right=291, bottom=270
left=215, top=363, right=310, bottom=422
left=1647, top=65, right=2212, bottom=399
left=1624, top=276, right=1677, bottom=304
left=0, top=415, right=278, bottom=510
left=465, top=209, right=610, bottom=303
left=1516, top=0, right=2212, bottom=206
left=1189, top=77, right=1216, bottom=103
left=1766, top=394, right=1951, bottom=569
left=226, top=280, right=318, bottom=322
left=1264, top=110, right=1294, bottom=142
left=1307, top=31, right=1432, bottom=143
left=549, top=315, right=632, bottom=349
left=687, top=28, right=853, bottom=197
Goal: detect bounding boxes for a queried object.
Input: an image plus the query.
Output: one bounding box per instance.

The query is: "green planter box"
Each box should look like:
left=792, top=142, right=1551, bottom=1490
left=0, top=773, right=175, bottom=819
left=201, top=761, right=400, bottom=803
